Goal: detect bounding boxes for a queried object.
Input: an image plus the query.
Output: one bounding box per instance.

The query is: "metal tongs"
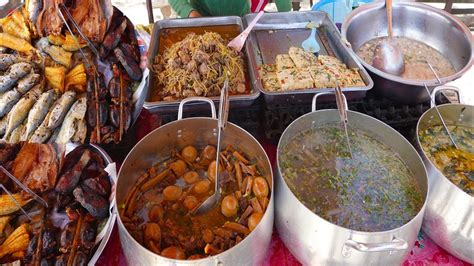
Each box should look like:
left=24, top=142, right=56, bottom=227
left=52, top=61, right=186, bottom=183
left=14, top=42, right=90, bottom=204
left=57, top=5, right=103, bottom=142
left=424, top=61, right=458, bottom=149
left=335, top=85, right=353, bottom=158
left=194, top=79, right=229, bottom=215
left=0, top=166, right=48, bottom=220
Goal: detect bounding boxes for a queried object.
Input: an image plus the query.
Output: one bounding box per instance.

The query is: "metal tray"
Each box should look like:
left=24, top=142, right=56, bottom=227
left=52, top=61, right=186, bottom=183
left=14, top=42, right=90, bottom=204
left=244, top=11, right=373, bottom=107
left=143, top=16, right=260, bottom=114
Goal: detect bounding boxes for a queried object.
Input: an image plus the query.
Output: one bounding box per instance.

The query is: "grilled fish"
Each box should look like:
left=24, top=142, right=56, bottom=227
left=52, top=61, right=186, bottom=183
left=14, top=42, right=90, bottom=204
left=8, top=123, right=24, bottom=143
left=29, top=123, right=52, bottom=143
left=0, top=54, right=21, bottom=71
left=0, top=115, right=7, bottom=136
left=26, top=0, right=43, bottom=34
left=22, top=89, right=57, bottom=141
left=16, top=70, right=40, bottom=94
left=0, top=62, right=32, bottom=92
left=3, top=87, right=41, bottom=140
left=56, top=97, right=87, bottom=144
left=0, top=90, right=21, bottom=117
left=46, top=90, right=76, bottom=129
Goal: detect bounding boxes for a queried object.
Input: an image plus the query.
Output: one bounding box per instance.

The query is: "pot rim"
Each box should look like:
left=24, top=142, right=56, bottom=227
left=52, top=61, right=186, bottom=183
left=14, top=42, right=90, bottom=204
left=276, top=108, right=429, bottom=235
left=341, top=2, right=474, bottom=87
left=416, top=103, right=474, bottom=198
left=115, top=116, right=274, bottom=263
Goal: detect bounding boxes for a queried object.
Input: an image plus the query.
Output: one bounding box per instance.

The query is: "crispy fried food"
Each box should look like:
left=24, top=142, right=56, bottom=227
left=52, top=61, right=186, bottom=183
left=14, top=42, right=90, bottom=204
left=0, top=194, right=31, bottom=216
left=62, top=33, right=87, bottom=52
left=0, top=216, right=10, bottom=235
left=47, top=34, right=65, bottom=46
left=0, top=33, right=34, bottom=53
left=0, top=224, right=30, bottom=259
left=0, top=10, right=31, bottom=41
left=36, top=0, right=64, bottom=37
left=45, top=66, right=66, bottom=92
left=11, top=143, right=59, bottom=193
left=65, top=64, right=87, bottom=92
left=43, top=46, right=72, bottom=68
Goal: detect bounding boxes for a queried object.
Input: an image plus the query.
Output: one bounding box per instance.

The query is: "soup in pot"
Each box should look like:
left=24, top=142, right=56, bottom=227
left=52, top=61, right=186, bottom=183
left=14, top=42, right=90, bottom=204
left=357, top=37, right=456, bottom=80
left=280, top=126, right=423, bottom=232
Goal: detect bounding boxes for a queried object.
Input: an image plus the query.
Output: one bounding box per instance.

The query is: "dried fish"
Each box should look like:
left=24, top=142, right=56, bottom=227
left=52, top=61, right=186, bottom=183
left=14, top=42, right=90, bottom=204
left=0, top=116, right=6, bottom=136
left=0, top=62, right=32, bottom=93
left=22, top=89, right=57, bottom=141
left=56, top=96, right=87, bottom=144
left=3, top=88, right=41, bottom=140
left=29, top=123, right=51, bottom=143
left=46, top=90, right=76, bottom=129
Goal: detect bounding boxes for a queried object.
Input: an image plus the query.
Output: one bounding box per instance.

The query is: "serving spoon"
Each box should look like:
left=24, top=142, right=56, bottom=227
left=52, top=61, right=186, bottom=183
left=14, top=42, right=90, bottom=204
left=372, top=0, right=405, bottom=76
left=302, top=22, right=321, bottom=54
left=194, top=79, right=229, bottom=215
left=424, top=61, right=458, bottom=149
left=228, top=10, right=264, bottom=51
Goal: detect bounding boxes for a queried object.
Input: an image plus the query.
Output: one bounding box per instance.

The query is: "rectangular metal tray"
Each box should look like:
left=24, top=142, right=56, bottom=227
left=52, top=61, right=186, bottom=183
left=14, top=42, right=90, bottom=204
left=143, top=16, right=260, bottom=115
left=244, top=11, right=373, bottom=107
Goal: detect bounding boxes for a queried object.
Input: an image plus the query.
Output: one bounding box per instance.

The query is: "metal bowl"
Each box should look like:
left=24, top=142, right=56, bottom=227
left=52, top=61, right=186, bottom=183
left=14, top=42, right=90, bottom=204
left=415, top=86, right=474, bottom=263
left=341, top=2, right=473, bottom=104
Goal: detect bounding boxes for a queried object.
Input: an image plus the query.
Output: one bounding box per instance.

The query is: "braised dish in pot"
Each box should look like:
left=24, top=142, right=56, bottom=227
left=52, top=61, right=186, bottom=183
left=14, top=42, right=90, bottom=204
left=120, top=144, right=270, bottom=260
left=280, top=126, right=423, bottom=232
left=419, top=125, right=474, bottom=196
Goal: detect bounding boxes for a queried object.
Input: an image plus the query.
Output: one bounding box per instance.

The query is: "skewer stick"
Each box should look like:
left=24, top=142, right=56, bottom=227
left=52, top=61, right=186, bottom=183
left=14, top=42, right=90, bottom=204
left=94, top=75, right=101, bottom=144
left=119, top=71, right=124, bottom=142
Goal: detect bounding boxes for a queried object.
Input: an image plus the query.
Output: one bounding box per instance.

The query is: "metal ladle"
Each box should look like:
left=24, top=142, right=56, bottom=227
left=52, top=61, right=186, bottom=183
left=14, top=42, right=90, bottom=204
left=424, top=61, right=458, bottom=149
left=194, top=79, right=229, bottom=215
left=372, top=0, right=405, bottom=76
left=335, top=85, right=353, bottom=158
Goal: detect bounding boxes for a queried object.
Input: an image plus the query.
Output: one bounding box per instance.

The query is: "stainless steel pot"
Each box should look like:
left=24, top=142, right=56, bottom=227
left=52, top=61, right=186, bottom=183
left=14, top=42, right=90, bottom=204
left=341, top=2, right=473, bottom=104
left=275, top=93, right=429, bottom=265
left=115, top=98, right=274, bottom=265
left=415, top=86, right=474, bottom=263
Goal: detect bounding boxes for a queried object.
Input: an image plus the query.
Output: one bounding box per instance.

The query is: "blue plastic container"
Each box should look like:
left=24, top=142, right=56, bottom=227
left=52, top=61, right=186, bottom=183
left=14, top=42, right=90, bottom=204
left=312, top=0, right=374, bottom=29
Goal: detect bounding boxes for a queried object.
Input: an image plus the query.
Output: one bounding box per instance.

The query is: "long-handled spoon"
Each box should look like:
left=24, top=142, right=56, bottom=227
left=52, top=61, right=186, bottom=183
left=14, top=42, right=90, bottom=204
left=228, top=11, right=264, bottom=51
left=372, top=0, right=405, bottom=76
left=194, top=79, right=229, bottom=215
left=335, top=85, right=353, bottom=158
left=425, top=61, right=458, bottom=149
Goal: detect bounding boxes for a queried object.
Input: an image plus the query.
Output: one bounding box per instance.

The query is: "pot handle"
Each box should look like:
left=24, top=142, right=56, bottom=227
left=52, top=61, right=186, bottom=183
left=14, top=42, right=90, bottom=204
left=344, top=237, right=408, bottom=253
left=177, top=97, right=217, bottom=120
left=430, top=85, right=461, bottom=108
left=312, top=92, right=348, bottom=112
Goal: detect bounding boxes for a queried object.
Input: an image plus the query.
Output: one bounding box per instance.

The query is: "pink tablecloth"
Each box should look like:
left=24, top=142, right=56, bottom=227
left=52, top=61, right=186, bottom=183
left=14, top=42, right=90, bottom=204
left=96, top=110, right=469, bottom=266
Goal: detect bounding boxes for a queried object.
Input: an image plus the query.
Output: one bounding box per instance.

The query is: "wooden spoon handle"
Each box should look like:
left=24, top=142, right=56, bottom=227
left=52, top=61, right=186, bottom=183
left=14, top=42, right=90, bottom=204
left=387, top=0, right=393, bottom=38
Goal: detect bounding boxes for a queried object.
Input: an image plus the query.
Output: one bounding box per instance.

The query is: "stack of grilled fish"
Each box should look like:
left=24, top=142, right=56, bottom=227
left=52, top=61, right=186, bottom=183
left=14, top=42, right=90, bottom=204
left=0, top=52, right=87, bottom=144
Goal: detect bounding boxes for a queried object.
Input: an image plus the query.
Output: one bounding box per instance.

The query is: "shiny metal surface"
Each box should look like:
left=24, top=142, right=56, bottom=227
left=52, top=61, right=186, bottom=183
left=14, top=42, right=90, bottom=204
left=416, top=87, right=474, bottom=263
left=66, top=144, right=117, bottom=265
left=244, top=11, right=373, bottom=106
left=144, top=16, right=260, bottom=115
left=275, top=94, right=428, bottom=265
left=341, top=2, right=473, bottom=104
left=116, top=98, right=274, bottom=265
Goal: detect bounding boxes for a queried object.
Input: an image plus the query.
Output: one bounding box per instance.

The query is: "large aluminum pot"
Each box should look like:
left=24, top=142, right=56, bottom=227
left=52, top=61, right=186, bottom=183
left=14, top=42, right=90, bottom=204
left=341, top=2, right=473, bottom=104
left=275, top=93, right=428, bottom=265
left=416, top=86, right=474, bottom=263
left=115, top=98, right=274, bottom=265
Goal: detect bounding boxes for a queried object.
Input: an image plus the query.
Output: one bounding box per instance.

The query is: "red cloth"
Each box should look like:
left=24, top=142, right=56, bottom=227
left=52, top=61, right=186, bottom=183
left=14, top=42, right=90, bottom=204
left=96, top=109, right=470, bottom=266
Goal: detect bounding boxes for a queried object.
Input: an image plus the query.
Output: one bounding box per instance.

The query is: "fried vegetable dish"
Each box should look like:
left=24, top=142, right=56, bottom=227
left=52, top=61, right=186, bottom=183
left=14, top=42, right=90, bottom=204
left=259, top=47, right=365, bottom=92
left=0, top=143, right=112, bottom=265
left=419, top=125, right=474, bottom=196
left=280, top=126, right=423, bottom=232
left=120, top=144, right=270, bottom=260
left=152, top=32, right=248, bottom=100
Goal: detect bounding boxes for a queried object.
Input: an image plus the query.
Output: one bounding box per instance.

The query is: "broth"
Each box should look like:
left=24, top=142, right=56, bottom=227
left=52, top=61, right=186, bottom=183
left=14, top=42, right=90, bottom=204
left=280, top=126, right=423, bottom=232
left=357, top=37, right=456, bottom=80
left=419, top=125, right=474, bottom=196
